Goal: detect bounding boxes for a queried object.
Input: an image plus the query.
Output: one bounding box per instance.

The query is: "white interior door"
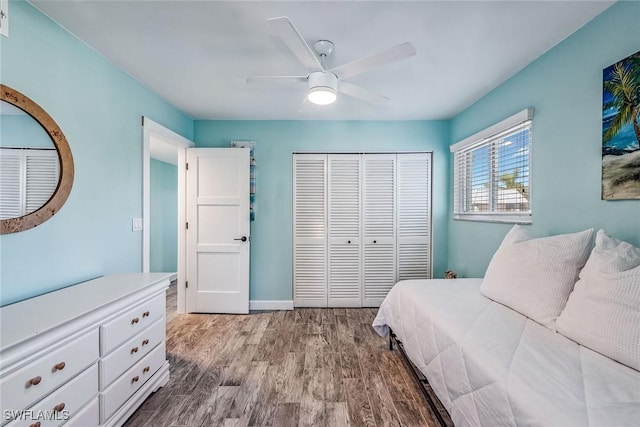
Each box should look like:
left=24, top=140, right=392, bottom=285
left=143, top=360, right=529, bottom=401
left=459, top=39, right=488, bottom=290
left=186, top=148, right=250, bottom=314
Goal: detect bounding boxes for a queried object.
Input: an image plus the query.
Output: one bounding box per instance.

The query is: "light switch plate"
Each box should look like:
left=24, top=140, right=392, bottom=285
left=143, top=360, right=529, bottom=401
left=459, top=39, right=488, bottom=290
left=132, top=218, right=143, bottom=231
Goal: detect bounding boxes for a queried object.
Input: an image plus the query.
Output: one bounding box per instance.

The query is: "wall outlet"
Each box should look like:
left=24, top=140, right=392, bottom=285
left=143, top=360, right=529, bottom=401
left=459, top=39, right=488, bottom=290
left=132, top=218, right=143, bottom=232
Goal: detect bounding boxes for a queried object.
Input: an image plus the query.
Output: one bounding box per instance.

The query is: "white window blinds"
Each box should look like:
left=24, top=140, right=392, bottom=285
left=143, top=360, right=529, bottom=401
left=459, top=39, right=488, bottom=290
left=0, top=148, right=59, bottom=219
left=451, top=109, right=533, bottom=223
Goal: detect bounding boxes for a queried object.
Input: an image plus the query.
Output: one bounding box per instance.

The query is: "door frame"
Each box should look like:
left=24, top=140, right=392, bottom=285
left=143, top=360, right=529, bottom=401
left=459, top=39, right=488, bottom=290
left=142, top=117, right=193, bottom=313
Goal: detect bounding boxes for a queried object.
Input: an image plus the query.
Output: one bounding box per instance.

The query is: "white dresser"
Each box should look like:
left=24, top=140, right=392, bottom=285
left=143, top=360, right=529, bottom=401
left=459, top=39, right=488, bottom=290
left=0, top=273, right=171, bottom=427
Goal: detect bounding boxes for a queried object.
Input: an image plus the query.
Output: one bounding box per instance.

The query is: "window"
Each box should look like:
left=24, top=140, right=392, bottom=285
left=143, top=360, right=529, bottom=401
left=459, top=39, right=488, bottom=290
left=451, top=108, right=533, bottom=223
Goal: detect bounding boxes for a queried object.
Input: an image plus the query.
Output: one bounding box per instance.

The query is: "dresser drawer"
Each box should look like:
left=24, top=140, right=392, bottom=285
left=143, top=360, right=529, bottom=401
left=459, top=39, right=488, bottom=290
left=64, top=397, right=98, bottom=427
left=0, top=329, right=99, bottom=414
left=100, top=293, right=164, bottom=355
left=5, top=364, right=98, bottom=427
left=99, top=317, right=165, bottom=389
left=100, top=342, right=165, bottom=423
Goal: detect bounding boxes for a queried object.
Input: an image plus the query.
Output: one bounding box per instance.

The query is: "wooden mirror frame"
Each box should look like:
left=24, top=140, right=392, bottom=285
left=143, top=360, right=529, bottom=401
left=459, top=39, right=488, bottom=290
left=1, top=85, right=74, bottom=234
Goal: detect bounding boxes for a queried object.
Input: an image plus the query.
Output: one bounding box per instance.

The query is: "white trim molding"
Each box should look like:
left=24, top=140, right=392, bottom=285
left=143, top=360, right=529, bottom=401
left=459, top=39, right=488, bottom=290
left=141, top=117, right=193, bottom=314
left=450, top=108, right=534, bottom=152
left=249, top=300, right=294, bottom=311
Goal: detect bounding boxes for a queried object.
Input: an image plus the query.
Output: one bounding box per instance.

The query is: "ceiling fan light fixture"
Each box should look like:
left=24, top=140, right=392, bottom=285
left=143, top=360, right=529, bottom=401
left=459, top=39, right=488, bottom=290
left=308, top=87, right=336, bottom=105
left=307, top=71, right=338, bottom=105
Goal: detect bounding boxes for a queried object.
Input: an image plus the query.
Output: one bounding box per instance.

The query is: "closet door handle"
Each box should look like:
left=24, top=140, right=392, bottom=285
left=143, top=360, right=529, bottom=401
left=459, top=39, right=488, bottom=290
left=234, top=236, right=248, bottom=242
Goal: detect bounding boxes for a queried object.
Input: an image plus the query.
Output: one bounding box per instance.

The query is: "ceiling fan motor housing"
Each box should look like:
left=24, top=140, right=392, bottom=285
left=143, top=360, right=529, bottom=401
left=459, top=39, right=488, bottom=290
left=308, top=71, right=338, bottom=93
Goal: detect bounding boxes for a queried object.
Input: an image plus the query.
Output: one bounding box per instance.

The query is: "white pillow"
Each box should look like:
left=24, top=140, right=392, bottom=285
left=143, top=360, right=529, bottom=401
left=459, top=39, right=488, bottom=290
left=556, top=230, right=640, bottom=371
left=480, top=225, right=594, bottom=329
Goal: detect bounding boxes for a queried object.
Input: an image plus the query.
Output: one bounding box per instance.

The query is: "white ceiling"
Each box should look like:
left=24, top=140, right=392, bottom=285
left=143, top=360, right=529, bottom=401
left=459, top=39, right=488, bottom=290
left=30, top=1, right=614, bottom=120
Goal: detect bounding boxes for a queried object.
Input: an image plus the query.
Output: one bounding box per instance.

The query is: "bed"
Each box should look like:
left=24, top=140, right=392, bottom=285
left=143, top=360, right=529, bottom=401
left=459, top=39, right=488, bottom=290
left=372, top=278, right=640, bottom=426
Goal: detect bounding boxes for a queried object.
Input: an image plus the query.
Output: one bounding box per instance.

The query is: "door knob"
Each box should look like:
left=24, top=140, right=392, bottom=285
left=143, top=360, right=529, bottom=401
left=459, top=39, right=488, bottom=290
left=234, top=236, right=248, bottom=242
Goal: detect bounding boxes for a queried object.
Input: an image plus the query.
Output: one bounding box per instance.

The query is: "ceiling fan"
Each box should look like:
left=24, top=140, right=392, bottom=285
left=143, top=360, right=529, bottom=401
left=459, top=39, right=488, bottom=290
left=246, top=16, right=416, bottom=106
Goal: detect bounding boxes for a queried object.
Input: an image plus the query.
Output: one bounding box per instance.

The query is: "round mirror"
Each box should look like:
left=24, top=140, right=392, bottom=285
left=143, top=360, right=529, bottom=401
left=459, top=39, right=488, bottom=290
left=1, top=85, right=74, bottom=234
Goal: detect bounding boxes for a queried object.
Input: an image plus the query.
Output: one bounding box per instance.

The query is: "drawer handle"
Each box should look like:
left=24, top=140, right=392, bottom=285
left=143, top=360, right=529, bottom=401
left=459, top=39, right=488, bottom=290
left=53, top=403, right=65, bottom=412
left=131, top=376, right=140, bottom=383
left=53, top=362, right=66, bottom=371
left=131, top=346, right=139, bottom=354
left=29, top=422, right=41, bottom=427
left=142, top=339, right=150, bottom=346
left=143, top=366, right=150, bottom=373
left=27, top=376, right=42, bottom=387
left=131, top=317, right=140, bottom=324
left=142, top=311, right=150, bottom=317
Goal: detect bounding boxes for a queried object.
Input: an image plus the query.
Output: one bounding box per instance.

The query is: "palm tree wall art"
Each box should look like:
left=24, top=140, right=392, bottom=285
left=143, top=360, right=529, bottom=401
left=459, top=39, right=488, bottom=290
left=601, top=50, right=640, bottom=200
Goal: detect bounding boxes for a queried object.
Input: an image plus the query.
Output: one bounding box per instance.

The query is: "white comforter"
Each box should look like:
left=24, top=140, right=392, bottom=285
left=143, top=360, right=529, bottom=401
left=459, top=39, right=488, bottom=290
left=373, top=279, right=640, bottom=427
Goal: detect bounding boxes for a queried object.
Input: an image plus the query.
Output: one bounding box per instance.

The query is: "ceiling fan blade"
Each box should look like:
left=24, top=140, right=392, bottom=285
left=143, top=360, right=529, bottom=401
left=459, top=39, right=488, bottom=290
left=268, top=16, right=323, bottom=72
left=330, top=42, right=416, bottom=80
left=338, top=81, right=390, bottom=106
left=245, top=76, right=307, bottom=86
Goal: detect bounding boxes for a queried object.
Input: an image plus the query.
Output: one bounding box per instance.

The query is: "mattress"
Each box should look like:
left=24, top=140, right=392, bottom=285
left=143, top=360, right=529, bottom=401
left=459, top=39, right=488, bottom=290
left=372, top=279, right=640, bottom=427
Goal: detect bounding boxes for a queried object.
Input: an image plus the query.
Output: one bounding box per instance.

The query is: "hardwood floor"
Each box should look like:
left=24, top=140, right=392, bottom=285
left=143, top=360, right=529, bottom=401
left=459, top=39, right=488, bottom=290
left=124, top=285, right=441, bottom=427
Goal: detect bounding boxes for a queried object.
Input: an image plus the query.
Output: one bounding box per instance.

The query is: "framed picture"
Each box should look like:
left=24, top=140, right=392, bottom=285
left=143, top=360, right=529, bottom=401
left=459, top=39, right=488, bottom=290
left=601, top=50, right=640, bottom=200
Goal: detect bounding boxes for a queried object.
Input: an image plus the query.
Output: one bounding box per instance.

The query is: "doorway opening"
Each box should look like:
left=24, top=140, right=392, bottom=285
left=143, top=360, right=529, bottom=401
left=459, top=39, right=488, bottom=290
left=142, top=117, right=193, bottom=313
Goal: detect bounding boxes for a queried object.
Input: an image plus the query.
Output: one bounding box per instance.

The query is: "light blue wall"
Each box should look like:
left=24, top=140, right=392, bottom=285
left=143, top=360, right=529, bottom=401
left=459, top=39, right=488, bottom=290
left=448, top=1, right=640, bottom=278
left=150, top=159, right=178, bottom=273
left=194, top=120, right=450, bottom=301
left=1, top=115, right=53, bottom=148
left=0, top=1, right=193, bottom=306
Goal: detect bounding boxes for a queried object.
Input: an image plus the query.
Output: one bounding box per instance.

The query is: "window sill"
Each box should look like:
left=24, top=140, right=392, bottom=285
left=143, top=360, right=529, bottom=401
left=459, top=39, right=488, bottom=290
left=453, top=213, right=531, bottom=224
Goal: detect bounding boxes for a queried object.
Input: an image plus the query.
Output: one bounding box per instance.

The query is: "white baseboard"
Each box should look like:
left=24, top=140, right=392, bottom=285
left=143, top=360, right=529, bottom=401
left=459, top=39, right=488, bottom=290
left=249, top=300, right=294, bottom=310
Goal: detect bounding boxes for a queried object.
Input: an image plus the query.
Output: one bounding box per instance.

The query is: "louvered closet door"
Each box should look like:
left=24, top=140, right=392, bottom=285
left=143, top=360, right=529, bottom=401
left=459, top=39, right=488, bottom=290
left=397, top=153, right=432, bottom=280
left=362, top=154, right=396, bottom=307
left=328, top=154, right=361, bottom=307
left=25, top=151, right=59, bottom=214
left=0, top=151, right=23, bottom=219
left=0, top=149, right=59, bottom=220
left=293, top=154, right=327, bottom=307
